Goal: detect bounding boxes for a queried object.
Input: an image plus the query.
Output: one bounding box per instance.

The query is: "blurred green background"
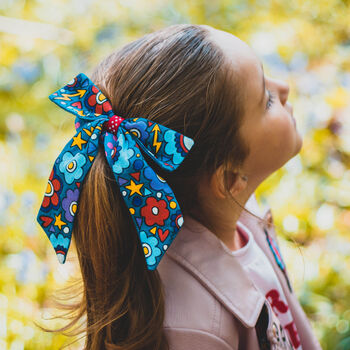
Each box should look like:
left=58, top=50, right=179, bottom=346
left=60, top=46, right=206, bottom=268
left=1, top=0, right=350, bottom=349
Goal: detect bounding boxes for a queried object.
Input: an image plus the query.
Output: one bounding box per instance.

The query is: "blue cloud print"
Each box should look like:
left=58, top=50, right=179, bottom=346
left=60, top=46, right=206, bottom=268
left=59, top=151, right=86, bottom=184
left=163, top=130, right=191, bottom=165
left=49, top=233, right=70, bottom=250
left=112, top=132, right=135, bottom=174
left=144, top=167, right=172, bottom=193
left=139, top=231, right=162, bottom=267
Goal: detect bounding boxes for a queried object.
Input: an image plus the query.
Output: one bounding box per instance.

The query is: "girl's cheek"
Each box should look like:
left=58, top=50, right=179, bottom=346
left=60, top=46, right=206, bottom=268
left=270, top=108, right=291, bottom=132
left=281, top=110, right=295, bottom=133
left=277, top=112, right=296, bottom=147
left=262, top=111, right=291, bottom=150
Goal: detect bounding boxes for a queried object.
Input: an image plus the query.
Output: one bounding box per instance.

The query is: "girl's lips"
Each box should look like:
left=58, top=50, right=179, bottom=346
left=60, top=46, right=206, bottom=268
left=287, top=102, right=295, bottom=126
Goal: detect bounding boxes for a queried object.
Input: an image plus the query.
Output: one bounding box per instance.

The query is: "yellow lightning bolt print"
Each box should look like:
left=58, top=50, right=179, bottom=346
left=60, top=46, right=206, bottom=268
left=55, top=90, right=86, bottom=101
left=152, top=124, right=161, bottom=153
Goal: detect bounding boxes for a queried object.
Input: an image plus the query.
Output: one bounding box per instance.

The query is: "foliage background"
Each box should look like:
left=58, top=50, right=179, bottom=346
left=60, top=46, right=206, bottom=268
left=1, top=0, right=350, bottom=349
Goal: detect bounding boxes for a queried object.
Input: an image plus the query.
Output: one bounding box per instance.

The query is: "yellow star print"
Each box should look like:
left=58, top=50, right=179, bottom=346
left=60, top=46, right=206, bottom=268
left=54, top=213, right=67, bottom=230
left=125, top=179, right=143, bottom=196
left=71, top=132, right=87, bottom=150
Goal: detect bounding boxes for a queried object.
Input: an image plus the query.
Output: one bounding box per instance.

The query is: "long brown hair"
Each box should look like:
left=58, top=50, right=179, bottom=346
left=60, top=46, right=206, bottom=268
left=36, top=23, right=276, bottom=350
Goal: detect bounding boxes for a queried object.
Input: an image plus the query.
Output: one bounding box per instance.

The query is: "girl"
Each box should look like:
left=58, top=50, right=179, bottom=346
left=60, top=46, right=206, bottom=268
left=36, top=24, right=322, bottom=349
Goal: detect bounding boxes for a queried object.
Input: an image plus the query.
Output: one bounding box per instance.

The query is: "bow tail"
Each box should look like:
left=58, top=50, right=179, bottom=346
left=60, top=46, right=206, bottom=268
left=104, top=130, right=184, bottom=270
left=36, top=119, right=105, bottom=264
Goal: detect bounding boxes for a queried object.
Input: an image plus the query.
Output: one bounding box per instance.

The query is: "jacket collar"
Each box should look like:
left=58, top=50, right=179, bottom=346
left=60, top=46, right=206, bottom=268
left=165, top=194, right=272, bottom=328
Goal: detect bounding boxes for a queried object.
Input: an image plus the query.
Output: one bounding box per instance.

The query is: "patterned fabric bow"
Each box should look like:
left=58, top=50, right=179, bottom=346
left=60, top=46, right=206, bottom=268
left=36, top=73, right=194, bottom=270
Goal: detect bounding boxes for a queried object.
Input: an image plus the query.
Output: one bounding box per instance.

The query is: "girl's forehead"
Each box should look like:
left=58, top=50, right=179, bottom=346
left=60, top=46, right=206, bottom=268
left=206, top=26, right=264, bottom=119
left=206, top=26, right=260, bottom=70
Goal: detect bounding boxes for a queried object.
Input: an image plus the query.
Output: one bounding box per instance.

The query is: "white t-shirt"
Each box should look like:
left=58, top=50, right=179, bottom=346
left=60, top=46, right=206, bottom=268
left=220, top=220, right=303, bottom=350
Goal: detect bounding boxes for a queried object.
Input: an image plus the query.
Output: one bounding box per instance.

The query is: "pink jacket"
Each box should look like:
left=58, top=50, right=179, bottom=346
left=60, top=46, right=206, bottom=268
left=157, top=195, right=322, bottom=350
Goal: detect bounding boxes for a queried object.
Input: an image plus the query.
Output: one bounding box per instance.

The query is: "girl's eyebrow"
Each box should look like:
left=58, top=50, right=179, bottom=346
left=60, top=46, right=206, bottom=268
left=258, top=62, right=266, bottom=108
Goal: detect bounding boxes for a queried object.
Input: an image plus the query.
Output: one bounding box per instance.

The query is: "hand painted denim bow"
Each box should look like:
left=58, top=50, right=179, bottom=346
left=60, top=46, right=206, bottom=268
left=36, top=73, right=194, bottom=270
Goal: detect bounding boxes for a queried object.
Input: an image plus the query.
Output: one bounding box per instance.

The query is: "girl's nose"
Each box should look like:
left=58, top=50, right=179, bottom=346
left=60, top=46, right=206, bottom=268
left=277, top=79, right=290, bottom=106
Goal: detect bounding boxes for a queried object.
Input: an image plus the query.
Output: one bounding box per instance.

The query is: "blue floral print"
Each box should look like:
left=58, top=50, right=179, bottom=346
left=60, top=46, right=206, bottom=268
left=139, top=231, right=162, bottom=267
left=59, top=151, right=86, bottom=184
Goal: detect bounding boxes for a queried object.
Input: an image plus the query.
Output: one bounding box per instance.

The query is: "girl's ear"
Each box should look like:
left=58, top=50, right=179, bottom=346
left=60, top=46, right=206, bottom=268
left=210, top=165, right=248, bottom=199
left=209, top=166, right=226, bottom=199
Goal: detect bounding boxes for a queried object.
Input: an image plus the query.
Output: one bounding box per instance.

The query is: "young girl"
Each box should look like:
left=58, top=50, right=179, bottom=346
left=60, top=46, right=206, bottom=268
left=36, top=24, right=322, bottom=349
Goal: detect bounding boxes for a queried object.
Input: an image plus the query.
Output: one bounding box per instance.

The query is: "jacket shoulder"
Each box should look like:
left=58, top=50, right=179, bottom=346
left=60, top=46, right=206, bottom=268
left=158, top=254, right=240, bottom=349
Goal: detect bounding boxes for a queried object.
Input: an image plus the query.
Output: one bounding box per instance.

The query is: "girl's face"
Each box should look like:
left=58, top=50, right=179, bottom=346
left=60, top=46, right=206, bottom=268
left=206, top=26, right=303, bottom=185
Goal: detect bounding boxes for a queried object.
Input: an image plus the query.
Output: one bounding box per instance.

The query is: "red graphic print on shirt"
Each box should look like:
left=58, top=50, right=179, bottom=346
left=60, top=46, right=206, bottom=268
left=266, top=289, right=301, bottom=349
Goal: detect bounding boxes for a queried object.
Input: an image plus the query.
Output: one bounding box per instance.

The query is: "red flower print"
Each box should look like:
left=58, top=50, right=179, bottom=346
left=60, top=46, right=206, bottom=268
left=141, top=197, right=170, bottom=226
left=42, top=169, right=61, bottom=208
left=87, top=85, right=113, bottom=115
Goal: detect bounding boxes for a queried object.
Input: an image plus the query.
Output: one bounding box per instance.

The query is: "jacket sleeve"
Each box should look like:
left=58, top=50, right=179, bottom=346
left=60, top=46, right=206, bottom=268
left=164, top=327, right=235, bottom=350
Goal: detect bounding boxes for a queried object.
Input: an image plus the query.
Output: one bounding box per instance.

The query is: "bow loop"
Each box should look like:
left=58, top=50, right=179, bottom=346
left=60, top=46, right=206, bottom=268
left=122, top=118, right=194, bottom=172
left=49, top=73, right=114, bottom=131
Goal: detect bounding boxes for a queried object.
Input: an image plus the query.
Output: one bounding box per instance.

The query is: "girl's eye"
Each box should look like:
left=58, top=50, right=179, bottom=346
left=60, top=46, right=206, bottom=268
left=266, top=90, right=276, bottom=110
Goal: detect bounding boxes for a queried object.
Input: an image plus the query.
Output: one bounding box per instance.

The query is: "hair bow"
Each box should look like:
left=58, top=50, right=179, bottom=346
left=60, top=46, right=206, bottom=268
left=36, top=73, right=194, bottom=270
